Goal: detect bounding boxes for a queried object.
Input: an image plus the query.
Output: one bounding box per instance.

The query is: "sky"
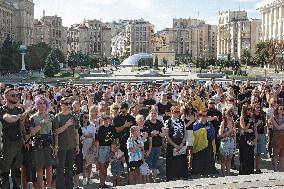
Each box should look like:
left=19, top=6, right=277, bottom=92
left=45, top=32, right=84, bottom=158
left=33, top=0, right=262, bottom=31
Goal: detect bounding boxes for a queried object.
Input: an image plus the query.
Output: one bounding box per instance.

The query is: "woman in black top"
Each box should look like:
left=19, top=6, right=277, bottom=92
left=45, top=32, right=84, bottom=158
left=165, top=106, right=188, bottom=181
left=181, top=105, right=197, bottom=171
left=145, top=108, right=165, bottom=182
left=253, top=103, right=267, bottom=174
left=95, top=113, right=116, bottom=188
left=239, top=104, right=258, bottom=175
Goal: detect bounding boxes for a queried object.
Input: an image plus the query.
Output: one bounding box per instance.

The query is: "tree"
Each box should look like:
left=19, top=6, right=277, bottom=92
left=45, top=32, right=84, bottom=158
left=43, top=50, right=60, bottom=77
left=0, top=35, right=21, bottom=73
left=26, top=42, right=52, bottom=70
left=253, top=41, right=270, bottom=67
left=67, top=51, right=79, bottom=76
left=154, top=55, right=159, bottom=69
left=53, top=48, right=66, bottom=64
left=240, top=48, right=251, bottom=68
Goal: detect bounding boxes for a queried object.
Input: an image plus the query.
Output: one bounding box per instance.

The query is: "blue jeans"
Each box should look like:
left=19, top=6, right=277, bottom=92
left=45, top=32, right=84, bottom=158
left=146, top=147, right=161, bottom=169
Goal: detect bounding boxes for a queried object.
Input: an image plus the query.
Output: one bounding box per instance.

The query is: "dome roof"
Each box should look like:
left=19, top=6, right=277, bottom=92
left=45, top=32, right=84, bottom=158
left=121, top=53, right=153, bottom=66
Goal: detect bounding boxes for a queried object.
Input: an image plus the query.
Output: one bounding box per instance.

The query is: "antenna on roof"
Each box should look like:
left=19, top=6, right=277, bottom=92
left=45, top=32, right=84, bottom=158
left=239, top=5, right=241, bottom=11
left=198, top=11, right=200, bottom=18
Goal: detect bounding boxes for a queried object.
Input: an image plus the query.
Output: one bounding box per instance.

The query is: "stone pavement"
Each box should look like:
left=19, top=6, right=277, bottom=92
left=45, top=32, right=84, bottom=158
left=83, top=151, right=280, bottom=189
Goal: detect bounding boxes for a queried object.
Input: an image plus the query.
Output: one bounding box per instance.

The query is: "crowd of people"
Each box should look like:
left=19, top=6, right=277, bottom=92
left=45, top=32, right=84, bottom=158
left=0, top=78, right=283, bottom=189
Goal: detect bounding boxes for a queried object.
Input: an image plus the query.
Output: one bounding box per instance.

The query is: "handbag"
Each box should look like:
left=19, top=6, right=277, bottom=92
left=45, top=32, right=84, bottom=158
left=86, top=146, right=96, bottom=165
left=139, top=162, right=151, bottom=176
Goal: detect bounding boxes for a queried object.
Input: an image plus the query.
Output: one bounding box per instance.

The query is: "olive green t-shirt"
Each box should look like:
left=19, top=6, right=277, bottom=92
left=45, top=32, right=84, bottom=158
left=30, top=113, right=54, bottom=135
left=52, top=112, right=79, bottom=150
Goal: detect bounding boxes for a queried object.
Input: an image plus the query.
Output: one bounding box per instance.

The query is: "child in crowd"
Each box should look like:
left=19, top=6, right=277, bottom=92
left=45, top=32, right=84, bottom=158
left=127, top=126, right=144, bottom=185
left=109, top=139, right=124, bottom=187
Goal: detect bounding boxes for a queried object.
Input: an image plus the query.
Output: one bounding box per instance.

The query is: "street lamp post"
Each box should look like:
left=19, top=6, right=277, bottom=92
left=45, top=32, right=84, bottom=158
left=19, top=45, right=27, bottom=71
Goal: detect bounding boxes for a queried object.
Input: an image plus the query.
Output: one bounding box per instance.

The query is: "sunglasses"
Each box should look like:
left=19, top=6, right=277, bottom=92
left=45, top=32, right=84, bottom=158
left=173, top=111, right=180, bottom=114
left=113, top=108, right=119, bottom=110
left=200, top=114, right=206, bottom=117
left=278, top=108, right=284, bottom=110
left=10, top=94, right=20, bottom=97
left=38, top=102, right=46, bottom=105
left=102, top=117, right=110, bottom=120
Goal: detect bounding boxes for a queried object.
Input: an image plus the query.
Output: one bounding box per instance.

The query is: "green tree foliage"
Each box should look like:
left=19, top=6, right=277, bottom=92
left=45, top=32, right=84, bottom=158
left=53, top=48, right=66, bottom=64
left=26, top=42, right=52, bottom=70
left=240, top=48, right=251, bottom=67
left=252, top=41, right=270, bottom=67
left=0, top=35, right=21, bottom=73
left=43, top=50, right=60, bottom=77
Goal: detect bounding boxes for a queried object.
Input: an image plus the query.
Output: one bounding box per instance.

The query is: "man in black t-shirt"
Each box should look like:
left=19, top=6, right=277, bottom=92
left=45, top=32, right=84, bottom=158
left=0, top=88, right=23, bottom=189
left=113, top=103, right=136, bottom=163
left=207, top=99, right=222, bottom=160
left=157, top=92, right=172, bottom=116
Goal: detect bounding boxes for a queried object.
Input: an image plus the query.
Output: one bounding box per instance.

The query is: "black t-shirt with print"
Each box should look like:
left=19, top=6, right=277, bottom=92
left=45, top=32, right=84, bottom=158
left=95, top=125, right=116, bottom=146
left=145, top=119, right=164, bottom=147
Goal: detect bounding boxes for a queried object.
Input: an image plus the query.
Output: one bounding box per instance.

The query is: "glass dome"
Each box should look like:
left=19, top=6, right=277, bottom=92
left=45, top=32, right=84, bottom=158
left=121, top=53, right=154, bottom=66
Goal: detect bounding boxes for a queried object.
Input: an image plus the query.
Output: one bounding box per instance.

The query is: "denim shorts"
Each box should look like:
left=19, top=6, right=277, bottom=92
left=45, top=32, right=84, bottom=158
left=98, top=146, right=111, bottom=164
left=255, top=134, right=267, bottom=154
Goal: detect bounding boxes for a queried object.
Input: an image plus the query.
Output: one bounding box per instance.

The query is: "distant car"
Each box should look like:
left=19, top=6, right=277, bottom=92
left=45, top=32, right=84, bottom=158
left=198, top=80, right=207, bottom=85
left=154, top=80, right=168, bottom=87
left=96, top=80, right=114, bottom=85
left=138, top=80, right=153, bottom=86
left=18, top=83, right=32, bottom=90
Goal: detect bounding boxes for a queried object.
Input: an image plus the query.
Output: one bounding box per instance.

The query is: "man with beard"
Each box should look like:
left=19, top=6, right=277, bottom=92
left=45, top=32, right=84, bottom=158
left=206, top=99, right=222, bottom=160
left=0, top=88, right=24, bottom=189
left=113, top=102, right=136, bottom=163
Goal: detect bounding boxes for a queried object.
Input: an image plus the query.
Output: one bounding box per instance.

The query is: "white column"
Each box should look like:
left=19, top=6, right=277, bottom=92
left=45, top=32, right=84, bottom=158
left=279, top=6, right=283, bottom=40
left=273, top=7, right=278, bottom=39
left=269, top=10, right=273, bottom=39
left=265, top=11, right=269, bottom=40
left=262, top=12, right=265, bottom=40
left=21, top=53, right=26, bottom=71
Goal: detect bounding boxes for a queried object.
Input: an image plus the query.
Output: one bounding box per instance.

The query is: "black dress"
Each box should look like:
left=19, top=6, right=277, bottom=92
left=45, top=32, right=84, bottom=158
left=239, top=117, right=255, bottom=175
left=165, top=118, right=188, bottom=181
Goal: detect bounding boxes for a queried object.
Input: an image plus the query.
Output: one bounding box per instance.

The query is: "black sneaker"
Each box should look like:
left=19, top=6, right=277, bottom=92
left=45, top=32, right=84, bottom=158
left=255, top=169, right=262, bottom=174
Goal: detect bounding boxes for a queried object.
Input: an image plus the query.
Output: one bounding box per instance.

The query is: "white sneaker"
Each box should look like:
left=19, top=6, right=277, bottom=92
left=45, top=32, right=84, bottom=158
left=82, top=177, right=88, bottom=186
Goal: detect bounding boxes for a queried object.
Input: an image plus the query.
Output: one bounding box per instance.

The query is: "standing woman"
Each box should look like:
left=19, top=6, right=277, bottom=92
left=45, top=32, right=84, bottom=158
left=218, top=107, right=236, bottom=176
left=180, top=104, right=196, bottom=171
left=95, top=113, right=116, bottom=188
left=191, top=110, right=216, bottom=176
left=165, top=106, right=188, bottom=181
left=270, top=105, right=284, bottom=171
left=145, top=108, right=165, bottom=182
left=81, top=111, right=96, bottom=185
left=253, top=103, right=267, bottom=174
left=239, top=104, right=258, bottom=175
left=29, top=96, right=56, bottom=189
left=89, top=105, right=100, bottom=126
